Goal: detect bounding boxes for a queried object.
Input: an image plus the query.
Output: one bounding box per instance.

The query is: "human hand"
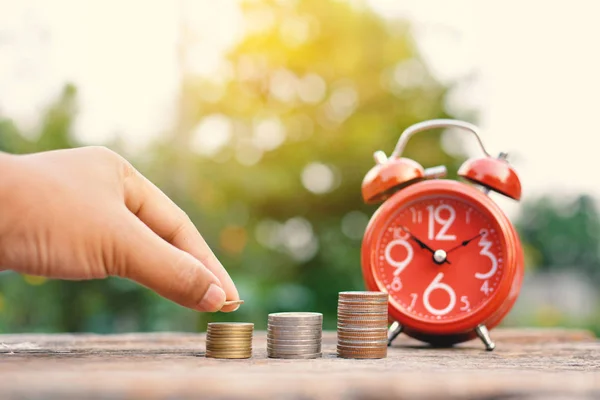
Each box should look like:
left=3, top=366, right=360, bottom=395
left=0, top=147, right=239, bottom=312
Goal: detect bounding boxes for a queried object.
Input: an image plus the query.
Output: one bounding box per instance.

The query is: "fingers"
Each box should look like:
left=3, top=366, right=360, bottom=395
left=114, top=213, right=227, bottom=312
left=123, top=167, right=240, bottom=312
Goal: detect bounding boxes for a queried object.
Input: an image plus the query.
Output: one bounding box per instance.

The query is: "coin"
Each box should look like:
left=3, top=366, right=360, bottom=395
left=267, top=324, right=322, bottom=330
left=208, top=322, right=254, bottom=329
left=223, top=300, right=244, bottom=307
left=207, top=329, right=253, bottom=334
left=206, top=336, right=253, bottom=342
left=268, top=312, right=322, bottom=320
left=207, top=345, right=252, bottom=350
left=267, top=352, right=322, bottom=359
left=337, top=315, right=388, bottom=321
left=267, top=343, right=321, bottom=350
left=207, top=331, right=253, bottom=336
left=338, top=323, right=388, bottom=330
left=337, top=309, right=388, bottom=314
left=337, top=351, right=387, bottom=359
left=267, top=330, right=322, bottom=337
left=268, top=318, right=322, bottom=325
left=339, top=291, right=388, bottom=299
left=205, top=321, right=254, bottom=359
left=206, top=340, right=252, bottom=345
left=267, top=326, right=323, bottom=336
left=268, top=312, right=323, bottom=358
left=267, top=338, right=321, bottom=346
left=337, top=338, right=388, bottom=344
left=336, top=291, right=389, bottom=359
left=206, top=352, right=252, bottom=359
left=267, top=348, right=322, bottom=355
left=337, top=335, right=387, bottom=342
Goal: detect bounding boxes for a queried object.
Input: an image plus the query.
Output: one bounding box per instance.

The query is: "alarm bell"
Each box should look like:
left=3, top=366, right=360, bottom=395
left=458, top=153, right=522, bottom=200
left=362, top=119, right=522, bottom=203
left=361, top=152, right=424, bottom=204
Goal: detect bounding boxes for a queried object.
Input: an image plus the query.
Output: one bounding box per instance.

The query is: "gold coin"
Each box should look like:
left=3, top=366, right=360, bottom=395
left=206, top=333, right=253, bottom=339
left=208, top=322, right=254, bottom=329
left=207, top=346, right=252, bottom=351
left=206, top=338, right=253, bottom=343
left=206, top=352, right=252, bottom=359
left=206, top=348, right=253, bottom=354
left=206, top=342, right=253, bottom=348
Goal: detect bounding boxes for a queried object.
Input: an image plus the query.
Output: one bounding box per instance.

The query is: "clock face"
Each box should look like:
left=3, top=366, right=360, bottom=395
left=374, top=195, right=506, bottom=323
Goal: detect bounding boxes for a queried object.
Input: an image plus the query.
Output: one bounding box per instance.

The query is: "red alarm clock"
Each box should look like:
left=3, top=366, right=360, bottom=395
left=361, top=119, right=524, bottom=351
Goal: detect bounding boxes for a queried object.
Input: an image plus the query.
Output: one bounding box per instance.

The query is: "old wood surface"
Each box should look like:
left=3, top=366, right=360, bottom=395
left=0, top=328, right=598, bottom=399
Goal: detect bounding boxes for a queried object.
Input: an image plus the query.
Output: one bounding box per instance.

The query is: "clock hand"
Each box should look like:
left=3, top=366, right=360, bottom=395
left=446, top=232, right=484, bottom=254
left=399, top=225, right=451, bottom=265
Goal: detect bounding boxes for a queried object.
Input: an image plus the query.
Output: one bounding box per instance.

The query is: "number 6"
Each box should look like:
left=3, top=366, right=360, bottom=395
left=423, top=272, right=456, bottom=316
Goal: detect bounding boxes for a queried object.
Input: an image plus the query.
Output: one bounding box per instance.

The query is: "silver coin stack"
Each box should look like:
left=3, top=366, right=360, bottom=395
left=337, top=291, right=389, bottom=359
left=267, top=312, right=323, bottom=359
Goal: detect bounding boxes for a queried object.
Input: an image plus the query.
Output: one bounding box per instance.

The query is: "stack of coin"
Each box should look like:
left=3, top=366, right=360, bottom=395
left=205, top=322, right=253, bottom=359
left=337, top=291, right=388, bottom=359
left=267, top=312, right=322, bottom=359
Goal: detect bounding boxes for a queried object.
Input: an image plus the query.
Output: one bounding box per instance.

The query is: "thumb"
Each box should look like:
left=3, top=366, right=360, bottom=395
left=111, top=213, right=226, bottom=312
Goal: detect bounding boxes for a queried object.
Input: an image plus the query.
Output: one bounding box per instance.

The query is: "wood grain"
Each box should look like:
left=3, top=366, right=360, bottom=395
left=0, top=329, right=598, bottom=399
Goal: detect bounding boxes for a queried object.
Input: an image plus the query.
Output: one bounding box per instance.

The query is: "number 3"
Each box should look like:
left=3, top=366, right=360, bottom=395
left=476, top=229, right=498, bottom=280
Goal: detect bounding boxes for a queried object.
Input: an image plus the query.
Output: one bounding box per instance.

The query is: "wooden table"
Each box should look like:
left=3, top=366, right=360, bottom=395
left=0, top=329, right=598, bottom=399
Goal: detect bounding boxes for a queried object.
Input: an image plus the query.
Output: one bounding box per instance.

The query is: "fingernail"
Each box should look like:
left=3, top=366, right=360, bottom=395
left=198, top=284, right=226, bottom=312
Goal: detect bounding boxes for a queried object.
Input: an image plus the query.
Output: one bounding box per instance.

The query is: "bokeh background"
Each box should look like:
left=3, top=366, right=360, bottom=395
left=1, top=0, right=599, bottom=336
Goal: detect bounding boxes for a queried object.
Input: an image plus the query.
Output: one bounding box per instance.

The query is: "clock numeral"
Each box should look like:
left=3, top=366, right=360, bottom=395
left=426, top=204, right=457, bottom=241
left=460, top=295, right=470, bottom=311
left=480, top=280, right=491, bottom=296
left=391, top=276, right=402, bottom=292
left=466, top=208, right=473, bottom=224
left=475, top=229, right=498, bottom=280
left=384, top=239, right=414, bottom=276
left=392, top=227, right=410, bottom=240
left=410, top=207, right=422, bottom=224
left=423, top=272, right=456, bottom=316
left=408, top=293, right=418, bottom=310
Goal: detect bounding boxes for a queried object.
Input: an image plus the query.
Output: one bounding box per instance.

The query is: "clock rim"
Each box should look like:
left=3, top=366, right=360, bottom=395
left=361, top=179, right=523, bottom=337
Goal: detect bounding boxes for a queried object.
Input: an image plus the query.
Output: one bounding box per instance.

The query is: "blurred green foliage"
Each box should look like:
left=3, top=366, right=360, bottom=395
left=0, top=0, right=597, bottom=335
left=0, top=0, right=459, bottom=333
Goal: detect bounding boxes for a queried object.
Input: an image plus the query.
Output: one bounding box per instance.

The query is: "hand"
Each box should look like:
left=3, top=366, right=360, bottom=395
left=446, top=232, right=484, bottom=254
left=399, top=225, right=450, bottom=264
left=0, top=147, right=240, bottom=312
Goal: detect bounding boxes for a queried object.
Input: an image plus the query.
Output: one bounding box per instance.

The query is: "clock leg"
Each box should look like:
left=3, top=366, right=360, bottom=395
left=475, top=324, right=496, bottom=351
left=387, top=321, right=403, bottom=347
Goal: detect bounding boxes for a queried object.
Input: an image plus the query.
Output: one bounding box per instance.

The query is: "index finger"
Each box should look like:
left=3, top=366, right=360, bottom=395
left=123, top=166, right=240, bottom=312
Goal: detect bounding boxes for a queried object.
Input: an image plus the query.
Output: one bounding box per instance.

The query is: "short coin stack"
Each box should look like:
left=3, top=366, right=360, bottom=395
left=267, top=312, right=322, bottom=359
left=337, top=291, right=389, bottom=359
left=205, top=322, right=253, bottom=359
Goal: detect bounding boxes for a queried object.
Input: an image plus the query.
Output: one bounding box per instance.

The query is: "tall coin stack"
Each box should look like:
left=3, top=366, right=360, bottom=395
left=205, top=322, right=253, bottom=359
left=267, top=312, right=322, bottom=359
left=337, top=291, right=389, bottom=359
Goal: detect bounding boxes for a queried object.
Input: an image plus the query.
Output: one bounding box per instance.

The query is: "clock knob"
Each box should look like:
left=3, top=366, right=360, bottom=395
left=458, top=153, right=522, bottom=200
left=361, top=152, right=424, bottom=204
